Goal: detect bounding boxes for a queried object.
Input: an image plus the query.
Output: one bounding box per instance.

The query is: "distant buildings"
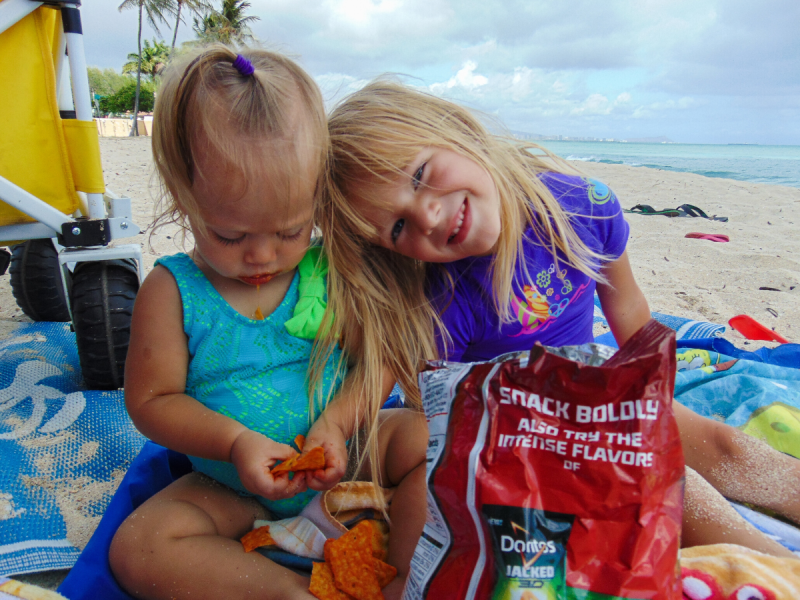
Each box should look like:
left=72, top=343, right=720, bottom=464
left=510, top=131, right=674, bottom=144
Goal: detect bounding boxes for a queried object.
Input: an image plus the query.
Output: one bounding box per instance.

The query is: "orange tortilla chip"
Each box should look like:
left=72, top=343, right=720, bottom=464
left=240, top=525, right=276, bottom=552
left=310, top=562, right=354, bottom=600
left=294, top=434, right=306, bottom=451
left=327, top=522, right=383, bottom=600
left=372, top=558, right=397, bottom=589
left=271, top=446, right=326, bottom=476
left=365, top=520, right=389, bottom=561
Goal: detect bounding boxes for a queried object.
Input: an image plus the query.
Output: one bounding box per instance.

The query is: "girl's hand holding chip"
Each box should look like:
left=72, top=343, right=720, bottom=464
left=230, top=428, right=308, bottom=500
left=304, top=417, right=348, bottom=492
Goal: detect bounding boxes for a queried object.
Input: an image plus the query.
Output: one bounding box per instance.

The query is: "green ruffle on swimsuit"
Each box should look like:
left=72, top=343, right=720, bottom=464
left=155, top=246, right=344, bottom=518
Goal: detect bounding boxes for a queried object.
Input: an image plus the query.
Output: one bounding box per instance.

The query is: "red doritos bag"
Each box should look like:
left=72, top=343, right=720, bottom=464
left=404, top=320, right=684, bottom=600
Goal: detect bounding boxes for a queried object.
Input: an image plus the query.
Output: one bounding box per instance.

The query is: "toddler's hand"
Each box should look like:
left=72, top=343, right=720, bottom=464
left=230, top=429, right=308, bottom=500
left=304, top=417, right=348, bottom=492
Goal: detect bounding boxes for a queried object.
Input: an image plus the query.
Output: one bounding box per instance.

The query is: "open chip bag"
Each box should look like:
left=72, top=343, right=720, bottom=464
left=404, top=319, right=684, bottom=600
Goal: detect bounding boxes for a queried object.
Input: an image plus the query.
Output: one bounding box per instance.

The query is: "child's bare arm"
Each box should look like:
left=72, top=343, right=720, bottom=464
left=596, top=250, right=651, bottom=346
left=125, top=266, right=303, bottom=498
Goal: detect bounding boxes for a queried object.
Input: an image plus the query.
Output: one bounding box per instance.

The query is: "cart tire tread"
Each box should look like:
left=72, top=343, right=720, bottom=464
left=9, top=239, right=71, bottom=322
left=71, top=261, right=139, bottom=390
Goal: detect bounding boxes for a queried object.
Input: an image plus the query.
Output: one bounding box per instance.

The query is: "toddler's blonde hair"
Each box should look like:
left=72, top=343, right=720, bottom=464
left=152, top=44, right=328, bottom=238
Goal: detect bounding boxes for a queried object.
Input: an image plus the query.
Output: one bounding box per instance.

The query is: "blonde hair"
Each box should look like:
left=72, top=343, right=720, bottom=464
left=152, top=44, right=328, bottom=238
left=316, top=79, right=610, bottom=425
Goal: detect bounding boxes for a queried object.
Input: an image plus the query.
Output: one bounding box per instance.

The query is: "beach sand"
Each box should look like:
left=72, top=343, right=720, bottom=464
left=3, top=137, right=798, bottom=347
left=3, top=137, right=800, bottom=590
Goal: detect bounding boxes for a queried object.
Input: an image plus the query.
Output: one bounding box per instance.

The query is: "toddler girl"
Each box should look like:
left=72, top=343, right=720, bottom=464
left=318, top=79, right=800, bottom=558
left=109, top=50, right=426, bottom=600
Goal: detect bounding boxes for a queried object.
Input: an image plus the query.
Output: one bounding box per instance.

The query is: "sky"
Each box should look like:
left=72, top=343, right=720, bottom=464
left=80, top=0, right=800, bottom=145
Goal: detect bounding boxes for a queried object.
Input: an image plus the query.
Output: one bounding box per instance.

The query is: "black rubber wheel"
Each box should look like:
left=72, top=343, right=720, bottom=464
left=9, top=239, right=72, bottom=322
left=0, top=248, right=10, bottom=276
left=70, top=260, right=139, bottom=390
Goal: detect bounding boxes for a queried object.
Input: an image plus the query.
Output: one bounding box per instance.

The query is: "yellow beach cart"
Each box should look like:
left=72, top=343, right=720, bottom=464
left=0, top=0, right=143, bottom=389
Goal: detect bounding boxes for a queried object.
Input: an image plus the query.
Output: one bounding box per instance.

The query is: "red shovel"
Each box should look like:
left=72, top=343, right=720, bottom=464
left=728, top=315, right=789, bottom=344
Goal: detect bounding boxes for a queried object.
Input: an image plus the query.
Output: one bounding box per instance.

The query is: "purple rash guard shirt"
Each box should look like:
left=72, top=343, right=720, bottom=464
left=428, top=173, right=630, bottom=362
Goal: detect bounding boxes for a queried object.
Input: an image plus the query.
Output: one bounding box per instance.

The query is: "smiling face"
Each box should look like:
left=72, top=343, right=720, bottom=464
left=352, top=147, right=502, bottom=262
left=188, top=142, right=315, bottom=288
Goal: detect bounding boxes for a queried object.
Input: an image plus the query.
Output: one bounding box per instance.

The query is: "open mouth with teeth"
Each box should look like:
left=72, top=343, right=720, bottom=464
left=448, top=200, right=468, bottom=244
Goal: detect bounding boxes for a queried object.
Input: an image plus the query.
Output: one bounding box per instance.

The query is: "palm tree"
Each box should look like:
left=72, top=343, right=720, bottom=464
left=171, top=0, right=211, bottom=49
left=193, top=0, right=259, bottom=45
left=118, top=0, right=175, bottom=136
left=123, top=39, right=171, bottom=80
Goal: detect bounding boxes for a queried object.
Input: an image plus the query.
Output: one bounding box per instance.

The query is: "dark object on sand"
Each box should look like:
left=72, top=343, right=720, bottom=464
left=625, top=203, right=728, bottom=222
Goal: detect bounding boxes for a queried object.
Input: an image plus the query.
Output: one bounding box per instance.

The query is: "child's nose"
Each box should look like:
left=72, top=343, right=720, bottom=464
left=414, top=194, right=442, bottom=235
left=245, top=236, right=277, bottom=266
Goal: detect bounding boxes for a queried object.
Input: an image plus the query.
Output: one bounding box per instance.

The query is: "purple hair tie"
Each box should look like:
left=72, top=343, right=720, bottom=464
left=232, top=54, right=255, bottom=77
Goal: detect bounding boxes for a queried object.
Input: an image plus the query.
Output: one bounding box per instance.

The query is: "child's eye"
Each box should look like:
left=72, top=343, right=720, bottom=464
left=214, top=232, right=245, bottom=246
left=412, top=162, right=427, bottom=190
left=279, top=229, right=305, bottom=241
left=391, top=219, right=405, bottom=244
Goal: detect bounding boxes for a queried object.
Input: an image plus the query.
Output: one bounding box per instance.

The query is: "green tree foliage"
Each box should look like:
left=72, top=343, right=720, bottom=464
left=122, top=38, right=171, bottom=80
left=118, top=0, right=175, bottom=135
left=98, top=81, right=156, bottom=115
left=171, top=0, right=212, bottom=48
left=87, top=67, right=132, bottom=97
left=193, top=0, right=259, bottom=45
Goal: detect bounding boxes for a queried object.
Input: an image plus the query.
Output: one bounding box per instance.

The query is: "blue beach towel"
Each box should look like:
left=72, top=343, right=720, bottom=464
left=57, top=442, right=190, bottom=600
left=0, top=322, right=146, bottom=577
left=592, top=294, right=726, bottom=348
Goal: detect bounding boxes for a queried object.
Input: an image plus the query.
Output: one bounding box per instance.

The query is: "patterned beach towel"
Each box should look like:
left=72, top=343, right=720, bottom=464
left=0, top=322, right=145, bottom=577
left=592, top=294, right=726, bottom=344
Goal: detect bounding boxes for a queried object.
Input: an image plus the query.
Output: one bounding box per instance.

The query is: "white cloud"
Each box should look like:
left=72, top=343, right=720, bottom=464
left=430, top=61, right=489, bottom=94
left=326, top=0, right=403, bottom=29
left=78, top=0, right=800, bottom=143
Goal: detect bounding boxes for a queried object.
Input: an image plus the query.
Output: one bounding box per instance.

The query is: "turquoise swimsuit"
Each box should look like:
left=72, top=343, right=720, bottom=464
left=155, top=249, right=344, bottom=518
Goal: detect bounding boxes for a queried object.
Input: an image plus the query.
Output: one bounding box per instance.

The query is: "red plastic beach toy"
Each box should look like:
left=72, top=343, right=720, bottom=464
left=728, top=315, right=789, bottom=344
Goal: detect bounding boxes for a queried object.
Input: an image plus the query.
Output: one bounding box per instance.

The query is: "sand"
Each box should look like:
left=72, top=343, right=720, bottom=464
left=2, top=137, right=800, bottom=590
left=3, top=138, right=798, bottom=345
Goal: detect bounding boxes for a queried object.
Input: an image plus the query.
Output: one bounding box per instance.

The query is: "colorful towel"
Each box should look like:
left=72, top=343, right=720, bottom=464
left=0, top=322, right=146, bottom=577
left=681, top=544, right=800, bottom=599
left=593, top=294, right=726, bottom=346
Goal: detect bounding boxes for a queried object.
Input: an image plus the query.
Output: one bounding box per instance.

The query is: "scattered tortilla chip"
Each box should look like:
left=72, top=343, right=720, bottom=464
left=294, top=434, right=306, bottom=451
left=372, top=558, right=397, bottom=589
left=240, top=525, right=276, bottom=552
left=309, top=562, right=354, bottom=600
left=366, top=520, right=389, bottom=561
left=327, top=522, right=383, bottom=600
left=271, top=446, right=326, bottom=476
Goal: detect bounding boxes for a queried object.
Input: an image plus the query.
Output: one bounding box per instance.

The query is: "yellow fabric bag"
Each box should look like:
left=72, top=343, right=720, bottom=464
left=0, top=4, right=104, bottom=227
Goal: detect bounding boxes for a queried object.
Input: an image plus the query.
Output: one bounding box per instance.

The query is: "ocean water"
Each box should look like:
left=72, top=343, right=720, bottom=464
left=535, top=141, right=800, bottom=189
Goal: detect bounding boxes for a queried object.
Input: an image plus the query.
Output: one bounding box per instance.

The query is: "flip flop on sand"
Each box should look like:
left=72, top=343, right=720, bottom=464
left=625, top=203, right=729, bottom=222
left=729, top=315, right=789, bottom=344
left=675, top=204, right=729, bottom=222
left=685, top=232, right=730, bottom=243
left=624, top=204, right=683, bottom=217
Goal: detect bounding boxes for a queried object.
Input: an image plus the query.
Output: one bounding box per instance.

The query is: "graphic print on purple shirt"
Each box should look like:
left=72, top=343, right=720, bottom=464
left=428, top=173, right=630, bottom=362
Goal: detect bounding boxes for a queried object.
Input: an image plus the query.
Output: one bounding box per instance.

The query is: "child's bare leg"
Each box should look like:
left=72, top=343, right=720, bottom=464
left=675, top=401, right=800, bottom=524
left=356, top=408, right=428, bottom=600
left=683, top=466, right=796, bottom=559
left=110, top=472, right=315, bottom=600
